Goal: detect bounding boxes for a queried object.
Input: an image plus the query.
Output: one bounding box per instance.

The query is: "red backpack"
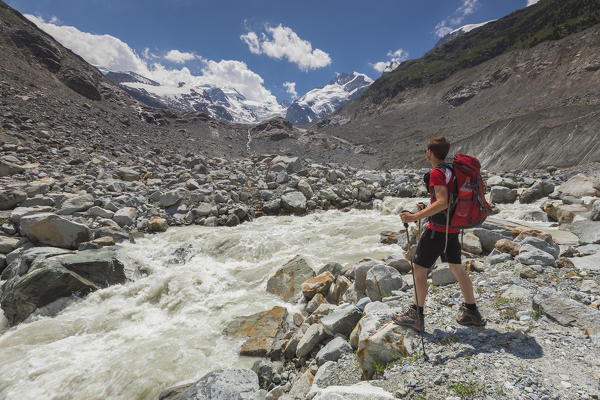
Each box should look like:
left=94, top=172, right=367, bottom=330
left=447, top=154, right=492, bottom=229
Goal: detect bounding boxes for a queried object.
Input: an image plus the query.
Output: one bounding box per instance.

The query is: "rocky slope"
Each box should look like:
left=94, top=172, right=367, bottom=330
left=315, top=0, right=600, bottom=170
left=285, top=72, right=373, bottom=125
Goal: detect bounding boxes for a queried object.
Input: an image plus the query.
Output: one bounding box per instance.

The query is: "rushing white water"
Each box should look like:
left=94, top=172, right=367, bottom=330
left=0, top=209, right=406, bottom=400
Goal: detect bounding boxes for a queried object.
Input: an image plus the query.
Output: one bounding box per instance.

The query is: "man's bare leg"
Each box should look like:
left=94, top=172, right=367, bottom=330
left=448, top=262, right=475, bottom=304
left=413, top=263, right=429, bottom=307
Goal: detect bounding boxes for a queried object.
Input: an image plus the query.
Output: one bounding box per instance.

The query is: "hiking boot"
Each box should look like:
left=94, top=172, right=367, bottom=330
left=392, top=304, right=424, bottom=332
left=456, top=304, right=487, bottom=327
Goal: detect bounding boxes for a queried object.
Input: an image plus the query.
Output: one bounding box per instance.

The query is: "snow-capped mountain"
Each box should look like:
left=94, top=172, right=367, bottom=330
left=435, top=20, right=495, bottom=48
left=104, top=71, right=285, bottom=123
left=286, top=72, right=373, bottom=125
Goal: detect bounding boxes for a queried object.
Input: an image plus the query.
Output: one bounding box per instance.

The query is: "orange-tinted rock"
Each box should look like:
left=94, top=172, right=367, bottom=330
left=223, top=306, right=288, bottom=357
left=266, top=256, right=315, bottom=302
left=514, top=229, right=552, bottom=243
left=301, top=271, right=335, bottom=300
left=495, top=239, right=520, bottom=256
left=148, top=216, right=168, bottom=232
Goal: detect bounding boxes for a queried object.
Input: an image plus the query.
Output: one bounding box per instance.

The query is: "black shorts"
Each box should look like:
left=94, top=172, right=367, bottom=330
left=413, top=228, right=461, bottom=269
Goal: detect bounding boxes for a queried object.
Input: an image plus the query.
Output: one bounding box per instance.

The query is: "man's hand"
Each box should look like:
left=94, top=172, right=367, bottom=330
left=400, top=211, right=418, bottom=224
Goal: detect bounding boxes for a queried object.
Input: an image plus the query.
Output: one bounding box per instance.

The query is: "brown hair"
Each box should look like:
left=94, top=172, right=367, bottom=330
left=427, top=136, right=450, bottom=160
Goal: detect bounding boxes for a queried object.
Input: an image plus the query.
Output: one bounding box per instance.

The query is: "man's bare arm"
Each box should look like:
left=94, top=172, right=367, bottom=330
left=413, top=185, right=448, bottom=220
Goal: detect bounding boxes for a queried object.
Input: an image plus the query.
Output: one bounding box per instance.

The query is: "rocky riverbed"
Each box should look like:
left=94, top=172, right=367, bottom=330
left=1, top=151, right=600, bottom=399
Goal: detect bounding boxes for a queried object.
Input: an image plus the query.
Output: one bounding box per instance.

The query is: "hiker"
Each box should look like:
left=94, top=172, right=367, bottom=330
left=393, top=136, right=487, bottom=332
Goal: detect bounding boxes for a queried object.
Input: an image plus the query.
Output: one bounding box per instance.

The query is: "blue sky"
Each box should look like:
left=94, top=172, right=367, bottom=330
left=7, top=0, right=537, bottom=102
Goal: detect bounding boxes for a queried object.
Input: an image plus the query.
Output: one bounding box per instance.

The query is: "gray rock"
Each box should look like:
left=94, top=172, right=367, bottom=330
left=0, top=159, right=25, bottom=177
left=515, top=244, right=556, bottom=266
left=266, top=255, right=314, bottom=301
left=569, top=253, right=600, bottom=273
left=280, top=192, right=307, bottom=214
left=0, top=254, right=5, bottom=274
left=315, top=336, right=353, bottom=366
left=490, top=186, right=517, bottom=203
left=57, top=194, right=94, bottom=215
left=519, top=210, right=549, bottom=222
left=112, top=207, right=136, bottom=228
left=385, top=254, right=411, bottom=273
left=271, top=156, right=301, bottom=173
left=296, top=323, right=327, bottom=358
left=570, top=221, right=600, bottom=245
left=356, top=297, right=371, bottom=312
left=365, top=265, right=403, bottom=301
left=20, top=196, right=54, bottom=207
left=297, top=179, right=313, bottom=200
left=488, top=252, right=513, bottom=265
left=87, top=206, right=114, bottom=219
left=533, top=288, right=600, bottom=330
left=354, top=261, right=381, bottom=298
left=0, top=236, right=21, bottom=254
left=317, top=262, right=344, bottom=277
left=158, top=369, right=260, bottom=400
left=159, top=189, right=187, bottom=208
left=263, top=199, right=281, bottom=215
left=0, top=190, right=27, bottom=210
left=557, top=174, right=600, bottom=197
left=117, top=167, right=140, bottom=181
left=520, top=181, right=554, bottom=204
left=519, top=236, right=559, bottom=259
left=320, top=303, right=363, bottom=337
left=9, top=206, right=53, bottom=224
left=20, top=213, right=91, bottom=249
left=592, top=200, right=600, bottom=221
left=431, top=265, right=457, bottom=286
left=462, top=231, right=483, bottom=254
left=472, top=228, right=512, bottom=252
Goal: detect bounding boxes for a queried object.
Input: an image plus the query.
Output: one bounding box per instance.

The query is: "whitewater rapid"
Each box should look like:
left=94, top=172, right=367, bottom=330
left=0, top=209, right=408, bottom=400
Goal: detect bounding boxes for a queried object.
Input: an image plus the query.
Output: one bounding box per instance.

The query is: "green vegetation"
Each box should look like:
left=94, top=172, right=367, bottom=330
left=363, top=0, right=600, bottom=104
left=492, top=297, right=521, bottom=320
left=447, top=379, right=487, bottom=399
left=530, top=307, right=544, bottom=321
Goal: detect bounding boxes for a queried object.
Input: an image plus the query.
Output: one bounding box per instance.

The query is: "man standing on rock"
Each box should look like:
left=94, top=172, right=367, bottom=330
left=393, top=136, right=486, bottom=332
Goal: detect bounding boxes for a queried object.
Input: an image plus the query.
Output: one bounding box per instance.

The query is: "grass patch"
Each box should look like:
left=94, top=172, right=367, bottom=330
left=447, top=379, right=486, bottom=399
left=492, top=297, right=521, bottom=320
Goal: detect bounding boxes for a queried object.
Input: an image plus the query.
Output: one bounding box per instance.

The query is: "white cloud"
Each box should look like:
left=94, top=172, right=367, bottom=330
left=527, top=0, right=541, bottom=5
left=283, top=81, right=297, bottom=98
left=25, top=14, right=150, bottom=74
left=25, top=15, right=279, bottom=106
left=164, top=49, right=199, bottom=63
left=241, top=24, right=331, bottom=71
left=371, top=48, right=409, bottom=73
left=434, top=0, right=479, bottom=38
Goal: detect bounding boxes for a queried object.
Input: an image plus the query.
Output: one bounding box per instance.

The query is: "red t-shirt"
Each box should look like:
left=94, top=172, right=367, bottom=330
left=427, top=167, right=460, bottom=233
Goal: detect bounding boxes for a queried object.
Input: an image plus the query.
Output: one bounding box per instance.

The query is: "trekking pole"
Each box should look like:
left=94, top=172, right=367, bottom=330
left=401, top=210, right=428, bottom=361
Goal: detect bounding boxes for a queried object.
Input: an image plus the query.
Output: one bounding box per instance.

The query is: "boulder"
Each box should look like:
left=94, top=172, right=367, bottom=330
left=301, top=272, right=335, bottom=300
left=490, top=186, right=517, bottom=203
left=501, top=285, right=532, bottom=300
left=354, top=261, right=381, bottom=298
left=158, top=189, right=187, bottom=207
left=0, top=265, right=97, bottom=325
left=280, top=192, right=307, bottom=214
left=472, top=228, right=512, bottom=253
left=320, top=303, right=363, bottom=337
left=0, top=235, right=21, bottom=254
left=297, top=179, right=313, bottom=200
left=357, top=319, right=417, bottom=379
left=57, top=194, right=94, bottom=215
left=519, top=236, right=559, bottom=259
left=296, top=323, right=328, bottom=358
left=306, top=293, right=326, bottom=314
left=570, top=221, right=600, bottom=245
left=533, top=288, right=600, bottom=331
left=592, top=200, right=600, bottom=221
left=19, top=213, right=91, bottom=249
left=315, top=336, right=353, bottom=366
left=112, top=207, right=137, bottom=228
left=270, top=155, right=301, bottom=173
left=364, top=265, right=403, bottom=301
left=117, top=167, right=140, bottom=181
left=0, top=159, right=25, bottom=177
left=266, top=256, right=314, bottom=301
left=283, top=324, right=309, bottom=359
left=326, top=276, right=351, bottom=305
left=462, top=231, right=483, bottom=254
left=384, top=254, right=411, bottom=273
left=555, top=204, right=588, bottom=224
left=431, top=265, right=457, bottom=286
left=557, top=175, right=600, bottom=197
left=520, top=181, right=554, bottom=204
left=86, top=206, right=114, bottom=219
left=148, top=216, right=169, bottom=232
left=223, top=306, right=288, bottom=357
left=158, top=369, right=260, bottom=400
left=0, top=190, right=27, bottom=210
left=515, top=244, right=555, bottom=266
